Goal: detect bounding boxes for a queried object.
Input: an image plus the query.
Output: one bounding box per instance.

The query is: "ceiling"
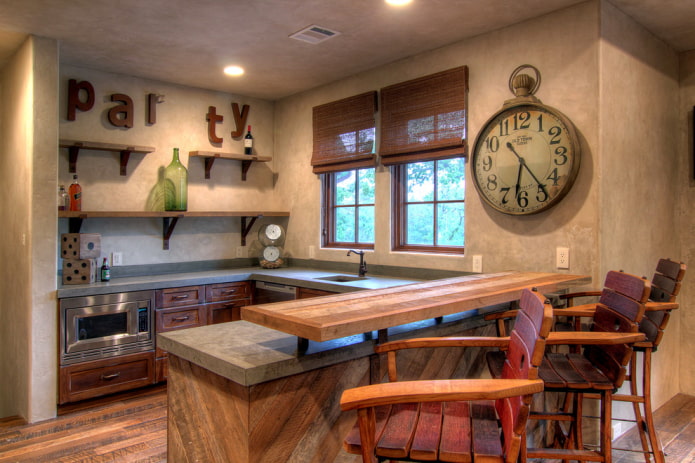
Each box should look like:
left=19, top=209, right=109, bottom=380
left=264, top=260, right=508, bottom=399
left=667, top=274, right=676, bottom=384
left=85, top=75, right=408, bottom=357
left=0, top=0, right=693, bottom=101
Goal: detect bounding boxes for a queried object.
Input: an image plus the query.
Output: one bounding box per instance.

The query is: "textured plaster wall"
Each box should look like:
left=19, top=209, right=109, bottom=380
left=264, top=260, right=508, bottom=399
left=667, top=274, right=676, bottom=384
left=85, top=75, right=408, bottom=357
left=599, top=1, right=682, bottom=411
left=59, top=66, right=279, bottom=265
left=0, top=36, right=59, bottom=422
left=678, top=50, right=695, bottom=397
left=0, top=34, right=33, bottom=421
left=274, top=1, right=601, bottom=282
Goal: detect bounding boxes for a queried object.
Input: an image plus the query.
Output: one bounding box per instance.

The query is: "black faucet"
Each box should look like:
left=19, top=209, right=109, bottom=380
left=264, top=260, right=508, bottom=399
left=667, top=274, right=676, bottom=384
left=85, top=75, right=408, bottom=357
left=347, top=250, right=367, bottom=277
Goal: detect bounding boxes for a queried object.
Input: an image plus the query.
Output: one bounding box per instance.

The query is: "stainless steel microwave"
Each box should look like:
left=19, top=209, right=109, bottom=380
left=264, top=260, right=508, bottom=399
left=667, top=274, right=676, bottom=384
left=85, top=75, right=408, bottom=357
left=59, top=290, right=155, bottom=365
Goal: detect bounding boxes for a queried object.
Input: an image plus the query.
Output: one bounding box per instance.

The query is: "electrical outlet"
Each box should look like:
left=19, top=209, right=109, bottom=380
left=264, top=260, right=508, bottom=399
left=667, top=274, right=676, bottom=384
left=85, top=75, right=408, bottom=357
left=308, top=245, right=316, bottom=259
left=111, top=252, right=123, bottom=266
left=472, top=254, right=483, bottom=273
left=556, top=247, right=569, bottom=269
left=236, top=246, right=245, bottom=258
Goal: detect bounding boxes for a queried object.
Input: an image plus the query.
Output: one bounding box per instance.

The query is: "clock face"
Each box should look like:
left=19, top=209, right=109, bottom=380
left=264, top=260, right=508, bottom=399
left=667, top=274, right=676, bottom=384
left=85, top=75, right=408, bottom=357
left=471, top=103, right=580, bottom=215
left=265, top=224, right=282, bottom=240
left=262, top=246, right=281, bottom=262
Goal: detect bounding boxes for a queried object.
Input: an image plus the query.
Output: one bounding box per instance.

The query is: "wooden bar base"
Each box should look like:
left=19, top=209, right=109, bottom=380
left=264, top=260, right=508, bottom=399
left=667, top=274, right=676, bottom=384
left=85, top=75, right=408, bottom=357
left=166, top=322, right=495, bottom=462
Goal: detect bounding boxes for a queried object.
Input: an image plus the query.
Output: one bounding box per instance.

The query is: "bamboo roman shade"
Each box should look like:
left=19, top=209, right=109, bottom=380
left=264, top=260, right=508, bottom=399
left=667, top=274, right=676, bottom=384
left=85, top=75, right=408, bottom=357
left=379, top=66, right=468, bottom=165
left=311, top=91, right=377, bottom=174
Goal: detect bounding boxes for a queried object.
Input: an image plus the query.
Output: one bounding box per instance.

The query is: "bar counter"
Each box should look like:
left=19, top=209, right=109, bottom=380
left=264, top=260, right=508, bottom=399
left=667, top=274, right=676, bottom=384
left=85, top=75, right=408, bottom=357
left=158, top=271, right=589, bottom=463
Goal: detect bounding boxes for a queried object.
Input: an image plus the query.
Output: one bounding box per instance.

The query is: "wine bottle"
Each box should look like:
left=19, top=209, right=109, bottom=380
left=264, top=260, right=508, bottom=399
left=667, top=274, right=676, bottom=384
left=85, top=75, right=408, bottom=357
left=100, top=257, right=111, bottom=282
left=164, top=148, right=188, bottom=211
left=58, top=185, right=69, bottom=211
left=244, top=125, right=253, bottom=155
left=68, top=175, right=82, bottom=211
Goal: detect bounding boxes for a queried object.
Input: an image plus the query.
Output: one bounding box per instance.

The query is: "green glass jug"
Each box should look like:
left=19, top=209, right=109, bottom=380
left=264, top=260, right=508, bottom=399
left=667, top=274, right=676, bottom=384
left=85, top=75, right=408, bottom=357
left=164, top=148, right=188, bottom=211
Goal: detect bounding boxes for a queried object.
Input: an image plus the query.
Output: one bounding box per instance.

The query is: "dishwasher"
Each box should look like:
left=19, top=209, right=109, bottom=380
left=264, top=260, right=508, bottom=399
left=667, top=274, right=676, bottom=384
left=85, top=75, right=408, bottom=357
left=254, top=281, right=296, bottom=304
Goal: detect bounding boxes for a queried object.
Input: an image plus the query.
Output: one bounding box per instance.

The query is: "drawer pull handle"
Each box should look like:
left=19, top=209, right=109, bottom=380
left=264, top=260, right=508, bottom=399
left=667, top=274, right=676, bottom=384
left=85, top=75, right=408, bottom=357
left=222, top=290, right=237, bottom=294
left=172, top=294, right=190, bottom=299
left=173, top=316, right=191, bottom=322
left=101, top=372, right=120, bottom=381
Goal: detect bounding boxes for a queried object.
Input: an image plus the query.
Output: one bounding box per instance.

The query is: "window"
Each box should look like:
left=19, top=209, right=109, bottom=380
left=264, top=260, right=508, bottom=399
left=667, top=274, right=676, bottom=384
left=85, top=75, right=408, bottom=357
left=322, top=168, right=375, bottom=249
left=392, top=158, right=465, bottom=253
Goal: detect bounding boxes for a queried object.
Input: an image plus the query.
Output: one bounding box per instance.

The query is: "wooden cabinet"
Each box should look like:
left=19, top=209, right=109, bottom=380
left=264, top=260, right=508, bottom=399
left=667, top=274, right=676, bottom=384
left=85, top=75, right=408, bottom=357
left=59, top=351, right=155, bottom=404
left=296, top=287, right=337, bottom=299
left=154, top=281, right=251, bottom=382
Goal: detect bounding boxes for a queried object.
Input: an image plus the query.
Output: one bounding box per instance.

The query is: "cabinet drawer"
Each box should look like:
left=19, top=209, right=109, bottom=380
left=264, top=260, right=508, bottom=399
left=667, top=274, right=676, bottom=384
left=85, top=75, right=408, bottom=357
left=206, top=282, right=250, bottom=302
left=156, top=305, right=207, bottom=332
left=59, top=351, right=155, bottom=404
left=155, top=286, right=204, bottom=308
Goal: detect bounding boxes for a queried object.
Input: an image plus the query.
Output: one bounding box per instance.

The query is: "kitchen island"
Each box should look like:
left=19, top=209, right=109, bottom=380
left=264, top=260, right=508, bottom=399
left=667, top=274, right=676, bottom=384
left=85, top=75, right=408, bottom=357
left=158, top=271, right=589, bottom=463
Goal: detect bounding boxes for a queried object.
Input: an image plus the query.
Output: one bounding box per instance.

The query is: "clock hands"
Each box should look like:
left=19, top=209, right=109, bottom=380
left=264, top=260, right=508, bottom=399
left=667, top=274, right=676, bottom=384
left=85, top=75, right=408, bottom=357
left=506, top=142, right=549, bottom=198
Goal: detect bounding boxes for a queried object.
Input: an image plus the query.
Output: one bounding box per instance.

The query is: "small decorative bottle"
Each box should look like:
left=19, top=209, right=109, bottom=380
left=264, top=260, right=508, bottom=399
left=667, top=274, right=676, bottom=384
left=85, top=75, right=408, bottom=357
left=68, top=175, right=82, bottom=211
left=58, top=185, right=69, bottom=211
left=100, top=257, right=111, bottom=282
left=164, top=148, right=188, bottom=211
left=244, top=125, right=253, bottom=155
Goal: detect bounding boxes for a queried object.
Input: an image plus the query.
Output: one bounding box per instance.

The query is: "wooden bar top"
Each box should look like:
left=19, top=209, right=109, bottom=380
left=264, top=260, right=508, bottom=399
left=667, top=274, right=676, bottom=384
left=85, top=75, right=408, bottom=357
left=241, top=271, right=590, bottom=342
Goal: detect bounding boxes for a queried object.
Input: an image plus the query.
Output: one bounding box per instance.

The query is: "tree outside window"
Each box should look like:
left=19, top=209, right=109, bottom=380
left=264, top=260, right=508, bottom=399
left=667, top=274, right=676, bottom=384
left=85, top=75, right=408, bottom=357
left=322, top=168, right=375, bottom=249
left=393, top=158, right=465, bottom=253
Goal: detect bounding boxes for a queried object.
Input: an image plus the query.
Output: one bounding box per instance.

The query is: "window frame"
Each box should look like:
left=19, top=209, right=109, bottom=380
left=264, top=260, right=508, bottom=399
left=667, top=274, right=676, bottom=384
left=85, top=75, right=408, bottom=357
left=321, top=167, right=375, bottom=250
left=391, top=159, right=465, bottom=254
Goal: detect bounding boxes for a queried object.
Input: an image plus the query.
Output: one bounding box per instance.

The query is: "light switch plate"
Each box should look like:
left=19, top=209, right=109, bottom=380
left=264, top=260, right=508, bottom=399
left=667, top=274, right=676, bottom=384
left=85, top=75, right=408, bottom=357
left=472, top=254, right=483, bottom=273
left=111, top=252, right=123, bottom=266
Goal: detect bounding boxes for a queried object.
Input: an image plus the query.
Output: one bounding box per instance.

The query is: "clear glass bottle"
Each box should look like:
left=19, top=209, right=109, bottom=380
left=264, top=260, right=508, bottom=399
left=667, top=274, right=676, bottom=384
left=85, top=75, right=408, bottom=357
left=58, top=185, right=69, bottom=211
left=164, top=148, right=188, bottom=211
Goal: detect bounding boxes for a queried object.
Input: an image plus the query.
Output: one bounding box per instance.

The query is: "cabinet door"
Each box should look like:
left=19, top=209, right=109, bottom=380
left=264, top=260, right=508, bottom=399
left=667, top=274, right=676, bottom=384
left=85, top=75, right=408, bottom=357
left=206, top=300, right=251, bottom=324
left=155, top=286, right=204, bottom=308
left=206, top=281, right=250, bottom=303
left=59, top=351, right=155, bottom=404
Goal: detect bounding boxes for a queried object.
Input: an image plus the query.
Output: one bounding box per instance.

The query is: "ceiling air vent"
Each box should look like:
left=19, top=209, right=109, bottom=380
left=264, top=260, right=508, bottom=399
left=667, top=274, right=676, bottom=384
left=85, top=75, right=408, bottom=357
left=289, top=25, right=341, bottom=44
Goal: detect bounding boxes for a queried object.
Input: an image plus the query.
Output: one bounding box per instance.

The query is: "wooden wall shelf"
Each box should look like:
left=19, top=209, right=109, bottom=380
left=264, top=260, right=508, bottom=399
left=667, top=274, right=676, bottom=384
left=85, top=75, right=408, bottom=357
left=58, top=211, right=290, bottom=249
left=189, top=151, right=271, bottom=181
left=60, top=140, right=155, bottom=176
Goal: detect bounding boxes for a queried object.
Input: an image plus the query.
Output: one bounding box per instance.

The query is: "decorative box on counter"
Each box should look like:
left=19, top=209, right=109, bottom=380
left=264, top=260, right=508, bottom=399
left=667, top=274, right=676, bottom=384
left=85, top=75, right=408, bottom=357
left=61, top=233, right=101, bottom=259
left=62, top=258, right=98, bottom=285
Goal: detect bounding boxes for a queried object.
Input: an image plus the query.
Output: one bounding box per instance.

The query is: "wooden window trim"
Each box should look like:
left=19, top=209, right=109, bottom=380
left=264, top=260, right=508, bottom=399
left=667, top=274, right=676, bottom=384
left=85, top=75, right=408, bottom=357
left=321, top=170, right=375, bottom=250
left=391, top=163, right=465, bottom=254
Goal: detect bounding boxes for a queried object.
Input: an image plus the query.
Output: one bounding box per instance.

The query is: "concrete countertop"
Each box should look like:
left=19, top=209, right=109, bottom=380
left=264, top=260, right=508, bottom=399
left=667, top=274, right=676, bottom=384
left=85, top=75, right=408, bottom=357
left=157, top=311, right=490, bottom=386
left=56, top=266, right=424, bottom=298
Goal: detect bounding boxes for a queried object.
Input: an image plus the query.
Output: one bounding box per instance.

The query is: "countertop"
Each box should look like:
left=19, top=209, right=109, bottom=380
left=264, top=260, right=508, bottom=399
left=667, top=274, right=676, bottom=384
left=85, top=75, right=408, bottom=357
left=56, top=266, right=424, bottom=298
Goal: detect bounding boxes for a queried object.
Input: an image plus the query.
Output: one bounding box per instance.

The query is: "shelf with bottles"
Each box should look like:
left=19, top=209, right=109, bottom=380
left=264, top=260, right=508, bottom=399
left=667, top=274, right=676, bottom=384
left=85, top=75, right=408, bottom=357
left=60, top=139, right=156, bottom=176
left=58, top=210, right=290, bottom=249
left=188, top=151, right=272, bottom=181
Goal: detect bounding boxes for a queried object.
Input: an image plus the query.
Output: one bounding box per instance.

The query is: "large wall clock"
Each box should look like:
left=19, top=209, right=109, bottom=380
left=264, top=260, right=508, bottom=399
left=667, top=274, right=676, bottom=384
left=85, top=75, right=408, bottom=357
left=471, top=65, right=581, bottom=215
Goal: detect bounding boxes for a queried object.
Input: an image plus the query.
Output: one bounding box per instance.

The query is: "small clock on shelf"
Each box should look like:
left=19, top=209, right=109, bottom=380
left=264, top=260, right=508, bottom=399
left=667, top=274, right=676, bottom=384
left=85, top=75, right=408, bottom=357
left=259, top=245, right=285, bottom=269
left=258, top=223, right=286, bottom=246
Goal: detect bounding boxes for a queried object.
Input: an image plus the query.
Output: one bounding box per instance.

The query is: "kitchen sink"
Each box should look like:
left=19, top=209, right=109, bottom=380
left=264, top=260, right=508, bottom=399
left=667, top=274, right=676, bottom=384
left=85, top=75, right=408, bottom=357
left=314, top=275, right=368, bottom=282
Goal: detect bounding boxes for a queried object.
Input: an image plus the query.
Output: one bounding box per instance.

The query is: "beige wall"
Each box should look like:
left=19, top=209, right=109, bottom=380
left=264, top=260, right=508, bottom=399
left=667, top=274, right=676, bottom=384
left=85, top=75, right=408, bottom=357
left=599, top=0, right=682, bottom=423
left=275, top=2, right=601, bottom=279
left=58, top=66, right=279, bottom=265
left=678, top=50, right=695, bottom=400
left=0, top=35, right=59, bottom=422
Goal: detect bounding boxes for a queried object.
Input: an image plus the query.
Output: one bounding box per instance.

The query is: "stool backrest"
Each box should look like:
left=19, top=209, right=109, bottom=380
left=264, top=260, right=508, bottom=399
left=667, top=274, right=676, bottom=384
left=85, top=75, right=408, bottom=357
left=641, top=258, right=686, bottom=347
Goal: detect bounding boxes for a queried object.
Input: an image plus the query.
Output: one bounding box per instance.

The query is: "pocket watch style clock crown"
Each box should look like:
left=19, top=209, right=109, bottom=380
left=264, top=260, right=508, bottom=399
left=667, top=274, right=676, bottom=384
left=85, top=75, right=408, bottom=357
left=472, top=65, right=581, bottom=215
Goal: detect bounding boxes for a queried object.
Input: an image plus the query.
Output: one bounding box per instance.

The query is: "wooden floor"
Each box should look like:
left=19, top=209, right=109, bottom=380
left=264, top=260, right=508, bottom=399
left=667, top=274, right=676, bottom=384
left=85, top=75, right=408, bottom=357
left=0, top=386, right=692, bottom=462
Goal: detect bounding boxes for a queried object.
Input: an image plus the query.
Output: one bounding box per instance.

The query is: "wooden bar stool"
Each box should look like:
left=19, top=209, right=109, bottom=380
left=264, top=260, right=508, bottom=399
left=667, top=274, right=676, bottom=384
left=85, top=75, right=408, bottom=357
left=340, top=287, right=553, bottom=463
left=486, top=270, right=650, bottom=463
left=560, top=259, right=686, bottom=463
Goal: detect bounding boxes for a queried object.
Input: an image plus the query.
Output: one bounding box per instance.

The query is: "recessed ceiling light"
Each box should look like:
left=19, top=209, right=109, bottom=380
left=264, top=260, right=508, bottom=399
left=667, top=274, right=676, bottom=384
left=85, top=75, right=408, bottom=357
left=386, top=0, right=412, bottom=5
left=224, top=65, right=244, bottom=76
